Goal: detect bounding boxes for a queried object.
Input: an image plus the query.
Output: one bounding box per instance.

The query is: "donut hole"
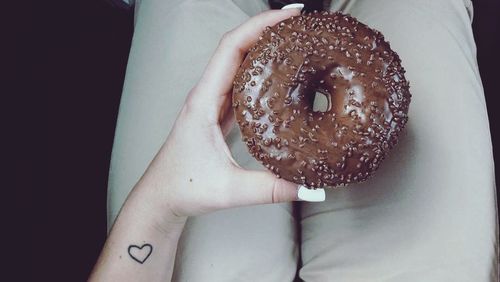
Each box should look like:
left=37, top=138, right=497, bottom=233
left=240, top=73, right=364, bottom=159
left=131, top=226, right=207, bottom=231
left=312, top=90, right=331, bottom=113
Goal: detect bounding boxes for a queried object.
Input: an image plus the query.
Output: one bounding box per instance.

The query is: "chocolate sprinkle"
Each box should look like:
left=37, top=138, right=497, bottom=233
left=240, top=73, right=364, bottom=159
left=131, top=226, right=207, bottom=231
left=232, top=11, right=411, bottom=188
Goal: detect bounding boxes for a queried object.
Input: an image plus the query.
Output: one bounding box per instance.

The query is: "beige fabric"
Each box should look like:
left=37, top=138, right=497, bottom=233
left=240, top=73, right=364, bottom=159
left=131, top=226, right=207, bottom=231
left=108, top=0, right=498, bottom=281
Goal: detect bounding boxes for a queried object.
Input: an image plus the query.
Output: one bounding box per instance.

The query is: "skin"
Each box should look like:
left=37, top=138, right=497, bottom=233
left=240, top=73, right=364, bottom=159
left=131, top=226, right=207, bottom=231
left=89, top=8, right=301, bottom=282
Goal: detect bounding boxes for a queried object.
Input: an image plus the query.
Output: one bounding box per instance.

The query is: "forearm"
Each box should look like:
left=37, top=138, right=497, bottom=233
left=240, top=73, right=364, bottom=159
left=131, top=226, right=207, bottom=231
left=90, top=8, right=304, bottom=280
left=89, top=177, right=186, bottom=282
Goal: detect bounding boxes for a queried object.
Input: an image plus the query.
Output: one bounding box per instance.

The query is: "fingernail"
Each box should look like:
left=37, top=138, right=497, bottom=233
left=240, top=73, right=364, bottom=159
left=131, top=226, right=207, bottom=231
left=281, top=3, right=304, bottom=11
left=297, top=185, right=326, bottom=202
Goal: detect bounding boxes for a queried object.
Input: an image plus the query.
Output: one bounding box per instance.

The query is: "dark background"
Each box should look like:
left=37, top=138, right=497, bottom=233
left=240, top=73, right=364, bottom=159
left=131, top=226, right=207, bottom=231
left=25, top=0, right=498, bottom=280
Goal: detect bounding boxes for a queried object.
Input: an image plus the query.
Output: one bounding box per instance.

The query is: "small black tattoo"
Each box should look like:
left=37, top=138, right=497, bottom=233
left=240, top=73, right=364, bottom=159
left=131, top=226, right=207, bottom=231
left=128, top=243, right=153, bottom=264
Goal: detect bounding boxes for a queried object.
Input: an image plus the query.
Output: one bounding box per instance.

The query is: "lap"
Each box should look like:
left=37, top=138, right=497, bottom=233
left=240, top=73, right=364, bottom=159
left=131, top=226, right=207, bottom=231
left=109, top=0, right=497, bottom=280
left=299, top=0, right=497, bottom=281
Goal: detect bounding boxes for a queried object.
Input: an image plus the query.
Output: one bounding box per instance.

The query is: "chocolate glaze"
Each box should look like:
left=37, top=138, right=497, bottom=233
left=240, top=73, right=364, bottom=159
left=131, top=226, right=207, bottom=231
left=232, top=11, right=411, bottom=188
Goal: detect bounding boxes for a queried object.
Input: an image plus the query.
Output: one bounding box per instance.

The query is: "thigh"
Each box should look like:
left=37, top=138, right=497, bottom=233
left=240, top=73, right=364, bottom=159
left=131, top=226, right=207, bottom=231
left=173, top=205, right=299, bottom=281
left=299, top=0, right=497, bottom=281
left=108, top=0, right=298, bottom=281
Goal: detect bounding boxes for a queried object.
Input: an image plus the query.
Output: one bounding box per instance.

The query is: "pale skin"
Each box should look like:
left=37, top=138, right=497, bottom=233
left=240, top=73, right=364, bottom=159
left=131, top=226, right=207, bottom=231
left=89, top=8, right=302, bottom=282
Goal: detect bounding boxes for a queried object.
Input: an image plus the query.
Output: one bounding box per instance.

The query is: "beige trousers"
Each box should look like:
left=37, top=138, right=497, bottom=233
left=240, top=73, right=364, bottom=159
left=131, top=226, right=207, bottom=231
left=107, top=0, right=498, bottom=281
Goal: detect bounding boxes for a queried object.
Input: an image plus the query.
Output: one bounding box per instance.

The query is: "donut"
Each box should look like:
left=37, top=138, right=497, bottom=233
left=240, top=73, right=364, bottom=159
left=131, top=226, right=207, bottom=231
left=232, top=11, right=411, bottom=188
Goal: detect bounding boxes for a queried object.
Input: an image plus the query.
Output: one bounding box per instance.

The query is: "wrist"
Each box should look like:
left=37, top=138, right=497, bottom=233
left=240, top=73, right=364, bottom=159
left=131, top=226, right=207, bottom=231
left=91, top=177, right=186, bottom=281
left=128, top=176, right=187, bottom=235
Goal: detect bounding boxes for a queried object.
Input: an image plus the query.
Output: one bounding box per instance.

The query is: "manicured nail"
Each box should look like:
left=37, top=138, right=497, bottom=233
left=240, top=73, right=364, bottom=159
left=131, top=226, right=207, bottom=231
left=297, top=185, right=326, bottom=202
left=281, top=3, right=304, bottom=11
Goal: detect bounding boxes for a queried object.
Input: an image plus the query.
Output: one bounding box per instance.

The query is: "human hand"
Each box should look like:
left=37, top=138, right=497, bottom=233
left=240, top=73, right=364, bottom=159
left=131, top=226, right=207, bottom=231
left=90, top=6, right=327, bottom=281
left=136, top=6, right=324, bottom=224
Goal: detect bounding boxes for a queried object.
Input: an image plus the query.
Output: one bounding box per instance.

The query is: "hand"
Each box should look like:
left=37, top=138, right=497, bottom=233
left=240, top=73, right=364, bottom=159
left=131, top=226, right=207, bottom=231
left=137, top=8, right=308, bottom=221
left=90, top=7, right=323, bottom=282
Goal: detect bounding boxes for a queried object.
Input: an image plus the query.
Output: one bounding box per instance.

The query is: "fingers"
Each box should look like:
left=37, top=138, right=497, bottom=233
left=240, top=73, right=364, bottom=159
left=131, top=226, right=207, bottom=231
left=227, top=169, right=326, bottom=206
left=191, top=8, right=302, bottom=118
left=228, top=170, right=299, bottom=205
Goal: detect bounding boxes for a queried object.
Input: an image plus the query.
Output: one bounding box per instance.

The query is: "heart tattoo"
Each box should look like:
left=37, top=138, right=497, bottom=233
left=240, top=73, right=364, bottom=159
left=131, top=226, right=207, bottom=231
left=128, top=243, right=153, bottom=264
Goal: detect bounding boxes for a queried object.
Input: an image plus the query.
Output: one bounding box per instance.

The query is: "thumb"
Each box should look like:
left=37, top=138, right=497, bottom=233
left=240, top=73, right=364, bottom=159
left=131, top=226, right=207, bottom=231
left=228, top=169, right=326, bottom=206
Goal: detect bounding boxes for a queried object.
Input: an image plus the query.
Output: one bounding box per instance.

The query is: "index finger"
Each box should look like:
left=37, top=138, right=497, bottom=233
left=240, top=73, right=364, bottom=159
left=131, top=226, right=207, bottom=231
left=194, top=8, right=302, bottom=106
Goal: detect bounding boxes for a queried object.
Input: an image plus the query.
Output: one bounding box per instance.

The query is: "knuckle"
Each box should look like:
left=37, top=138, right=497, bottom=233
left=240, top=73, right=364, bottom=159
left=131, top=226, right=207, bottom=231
left=178, top=97, right=195, bottom=121
left=271, top=179, right=295, bottom=203
left=219, top=30, right=236, bottom=47
left=181, top=87, right=204, bottom=119
left=271, top=179, right=281, bottom=203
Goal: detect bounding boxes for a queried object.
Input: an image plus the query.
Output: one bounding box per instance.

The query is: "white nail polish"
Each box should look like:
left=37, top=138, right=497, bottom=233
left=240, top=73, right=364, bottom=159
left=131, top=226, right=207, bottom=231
left=297, top=185, right=326, bottom=202
left=281, top=3, right=305, bottom=10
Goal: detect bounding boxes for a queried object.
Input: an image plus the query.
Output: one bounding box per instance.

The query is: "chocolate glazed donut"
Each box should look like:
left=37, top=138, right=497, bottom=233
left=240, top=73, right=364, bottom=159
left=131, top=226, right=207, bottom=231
left=232, top=11, right=411, bottom=188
